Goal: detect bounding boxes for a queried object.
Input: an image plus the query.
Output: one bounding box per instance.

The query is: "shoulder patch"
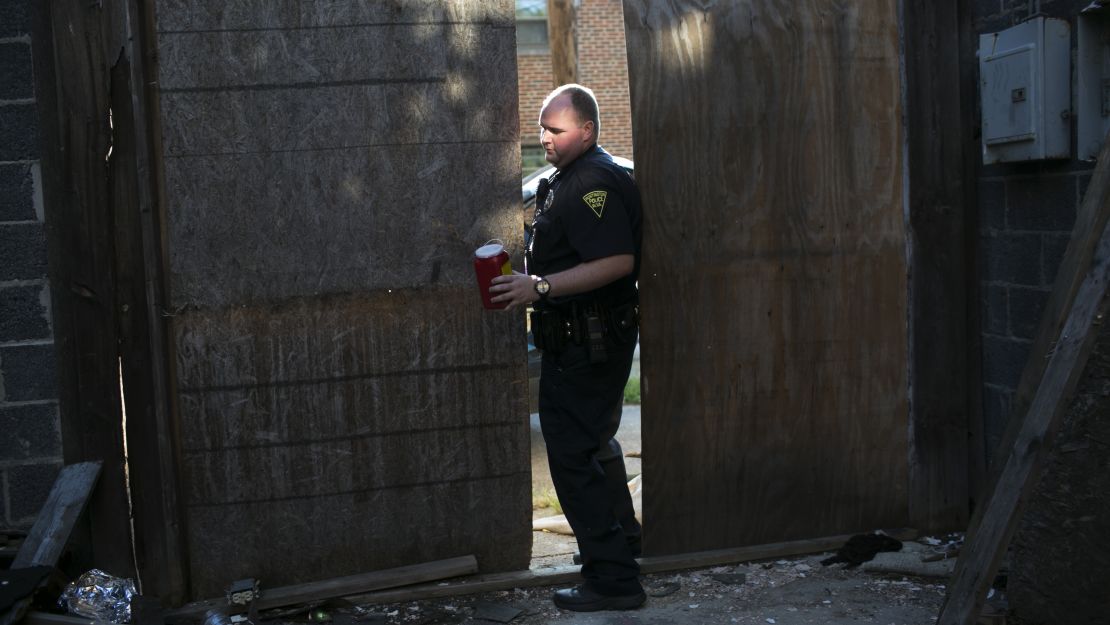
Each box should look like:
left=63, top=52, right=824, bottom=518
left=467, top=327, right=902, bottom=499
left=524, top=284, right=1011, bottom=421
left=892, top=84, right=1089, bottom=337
left=582, top=190, right=608, bottom=218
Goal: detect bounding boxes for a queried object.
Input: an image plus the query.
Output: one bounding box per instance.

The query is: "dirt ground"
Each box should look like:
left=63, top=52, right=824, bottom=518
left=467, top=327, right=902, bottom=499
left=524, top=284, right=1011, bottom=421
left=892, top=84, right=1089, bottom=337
left=435, top=397, right=949, bottom=624
left=331, top=546, right=950, bottom=624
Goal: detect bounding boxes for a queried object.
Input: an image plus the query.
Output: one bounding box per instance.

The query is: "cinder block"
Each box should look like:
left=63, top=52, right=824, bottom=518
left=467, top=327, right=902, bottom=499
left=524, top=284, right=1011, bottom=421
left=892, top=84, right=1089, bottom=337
left=983, top=284, right=1008, bottom=336
left=0, top=0, right=30, bottom=38
left=0, top=222, right=47, bottom=280
left=981, top=384, right=1012, bottom=468
left=978, top=179, right=1005, bottom=232
left=0, top=103, right=39, bottom=161
left=1008, top=286, right=1050, bottom=340
left=0, top=162, right=35, bottom=222
left=0, top=403, right=60, bottom=460
left=0, top=343, right=58, bottom=402
left=1042, top=233, right=1071, bottom=286
left=981, top=334, right=1031, bottom=389
left=0, top=42, right=33, bottom=101
left=981, top=232, right=1042, bottom=286
left=0, top=283, right=51, bottom=342
left=1007, top=176, right=1076, bottom=233
left=7, top=462, right=62, bottom=526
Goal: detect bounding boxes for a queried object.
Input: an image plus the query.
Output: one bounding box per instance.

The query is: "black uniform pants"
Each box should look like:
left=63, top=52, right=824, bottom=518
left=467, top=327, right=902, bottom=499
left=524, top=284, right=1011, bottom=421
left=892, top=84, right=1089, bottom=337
left=538, top=328, right=642, bottom=596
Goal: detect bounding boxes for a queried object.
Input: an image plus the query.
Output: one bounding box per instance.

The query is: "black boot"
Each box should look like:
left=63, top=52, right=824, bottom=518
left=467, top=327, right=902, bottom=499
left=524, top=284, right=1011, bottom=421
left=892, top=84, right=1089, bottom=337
left=552, top=585, right=646, bottom=612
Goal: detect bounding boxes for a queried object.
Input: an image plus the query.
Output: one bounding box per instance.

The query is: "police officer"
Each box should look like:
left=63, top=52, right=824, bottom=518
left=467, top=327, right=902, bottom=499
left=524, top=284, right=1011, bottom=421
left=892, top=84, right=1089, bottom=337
left=490, top=84, right=644, bottom=612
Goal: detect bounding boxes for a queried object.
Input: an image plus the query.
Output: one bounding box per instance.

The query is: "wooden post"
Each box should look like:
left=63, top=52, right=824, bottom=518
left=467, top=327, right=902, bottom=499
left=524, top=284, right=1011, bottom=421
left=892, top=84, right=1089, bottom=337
left=902, top=0, right=972, bottom=533
left=547, top=0, right=577, bottom=85
left=110, top=0, right=188, bottom=604
left=29, top=0, right=136, bottom=578
left=937, top=205, right=1110, bottom=623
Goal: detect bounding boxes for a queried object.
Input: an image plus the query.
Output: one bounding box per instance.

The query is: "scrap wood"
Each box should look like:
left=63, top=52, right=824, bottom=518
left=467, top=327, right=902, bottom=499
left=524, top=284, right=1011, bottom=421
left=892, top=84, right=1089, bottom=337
left=12, top=462, right=102, bottom=569
left=1, top=463, right=102, bottom=625
left=923, top=546, right=961, bottom=563
left=165, top=555, right=477, bottom=621
left=0, top=568, right=53, bottom=616
left=939, top=193, right=1110, bottom=622
left=350, top=533, right=862, bottom=605
left=23, top=613, right=97, bottom=625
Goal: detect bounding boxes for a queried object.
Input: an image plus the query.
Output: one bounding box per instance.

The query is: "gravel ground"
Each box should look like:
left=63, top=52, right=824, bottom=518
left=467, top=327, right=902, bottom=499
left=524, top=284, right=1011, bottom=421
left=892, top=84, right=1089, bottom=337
left=289, top=549, right=951, bottom=625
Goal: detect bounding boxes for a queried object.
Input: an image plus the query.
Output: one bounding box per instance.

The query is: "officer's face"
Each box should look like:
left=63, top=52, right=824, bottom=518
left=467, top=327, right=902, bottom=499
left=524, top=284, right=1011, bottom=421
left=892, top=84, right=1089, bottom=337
left=539, top=95, right=594, bottom=170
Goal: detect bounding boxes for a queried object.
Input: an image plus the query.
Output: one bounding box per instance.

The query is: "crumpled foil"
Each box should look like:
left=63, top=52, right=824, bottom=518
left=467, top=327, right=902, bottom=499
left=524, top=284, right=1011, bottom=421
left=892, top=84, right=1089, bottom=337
left=59, top=569, right=138, bottom=624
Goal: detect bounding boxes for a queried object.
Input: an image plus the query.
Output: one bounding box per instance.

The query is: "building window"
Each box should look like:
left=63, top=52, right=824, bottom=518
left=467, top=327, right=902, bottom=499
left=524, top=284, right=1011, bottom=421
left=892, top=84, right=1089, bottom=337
left=517, top=0, right=549, bottom=54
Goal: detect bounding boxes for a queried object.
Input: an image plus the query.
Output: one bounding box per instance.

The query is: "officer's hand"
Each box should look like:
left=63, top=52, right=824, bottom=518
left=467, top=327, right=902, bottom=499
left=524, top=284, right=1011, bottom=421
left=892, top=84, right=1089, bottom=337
left=489, top=271, right=539, bottom=312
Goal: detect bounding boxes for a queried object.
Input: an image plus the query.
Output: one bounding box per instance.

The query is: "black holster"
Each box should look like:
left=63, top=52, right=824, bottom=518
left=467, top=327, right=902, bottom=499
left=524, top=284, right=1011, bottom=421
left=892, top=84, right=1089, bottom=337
left=531, top=300, right=638, bottom=361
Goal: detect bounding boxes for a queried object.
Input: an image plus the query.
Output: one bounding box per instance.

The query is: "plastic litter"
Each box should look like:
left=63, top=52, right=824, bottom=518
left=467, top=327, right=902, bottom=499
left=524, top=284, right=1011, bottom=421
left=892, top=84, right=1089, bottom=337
left=59, top=569, right=138, bottom=624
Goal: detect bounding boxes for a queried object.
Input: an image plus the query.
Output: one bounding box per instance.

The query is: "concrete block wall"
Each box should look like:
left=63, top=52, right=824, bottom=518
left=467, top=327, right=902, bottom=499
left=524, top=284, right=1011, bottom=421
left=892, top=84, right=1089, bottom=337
left=972, top=0, right=1093, bottom=461
left=515, top=0, right=634, bottom=160
left=0, top=0, right=63, bottom=528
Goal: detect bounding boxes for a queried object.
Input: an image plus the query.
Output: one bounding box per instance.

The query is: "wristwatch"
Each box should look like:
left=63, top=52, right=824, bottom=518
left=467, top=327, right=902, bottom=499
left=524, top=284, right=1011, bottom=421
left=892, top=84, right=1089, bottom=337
left=534, top=276, right=551, bottom=300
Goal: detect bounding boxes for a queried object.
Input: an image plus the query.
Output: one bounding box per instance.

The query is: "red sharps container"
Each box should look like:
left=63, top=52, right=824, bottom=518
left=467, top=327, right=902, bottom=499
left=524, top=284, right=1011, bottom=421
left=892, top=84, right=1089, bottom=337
left=473, top=240, right=511, bottom=309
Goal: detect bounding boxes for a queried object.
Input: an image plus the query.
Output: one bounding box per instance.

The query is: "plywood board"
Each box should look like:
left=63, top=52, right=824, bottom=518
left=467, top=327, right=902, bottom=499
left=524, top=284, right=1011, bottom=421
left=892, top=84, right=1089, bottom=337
left=152, top=0, right=529, bottom=599
left=624, top=0, right=909, bottom=553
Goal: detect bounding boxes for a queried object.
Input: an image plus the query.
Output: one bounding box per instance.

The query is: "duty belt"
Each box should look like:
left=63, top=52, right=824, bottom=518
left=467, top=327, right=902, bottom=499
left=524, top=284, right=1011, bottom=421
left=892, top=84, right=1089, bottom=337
left=530, top=300, right=639, bottom=363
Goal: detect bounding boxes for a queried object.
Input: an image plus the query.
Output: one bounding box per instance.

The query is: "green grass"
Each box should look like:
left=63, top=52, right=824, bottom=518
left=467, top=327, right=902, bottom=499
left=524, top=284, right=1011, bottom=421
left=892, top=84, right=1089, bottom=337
left=532, top=488, right=563, bottom=514
left=623, top=375, right=641, bottom=404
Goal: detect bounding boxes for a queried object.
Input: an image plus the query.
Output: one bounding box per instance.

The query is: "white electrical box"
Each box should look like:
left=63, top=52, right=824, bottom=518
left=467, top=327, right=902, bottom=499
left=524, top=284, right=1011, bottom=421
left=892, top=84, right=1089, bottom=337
left=979, top=17, right=1070, bottom=164
left=1078, top=6, right=1110, bottom=160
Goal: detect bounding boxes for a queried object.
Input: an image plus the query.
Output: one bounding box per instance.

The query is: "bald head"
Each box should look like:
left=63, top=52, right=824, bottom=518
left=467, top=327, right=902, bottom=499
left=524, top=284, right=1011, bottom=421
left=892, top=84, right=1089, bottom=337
left=538, top=85, right=601, bottom=169
left=541, top=84, right=601, bottom=141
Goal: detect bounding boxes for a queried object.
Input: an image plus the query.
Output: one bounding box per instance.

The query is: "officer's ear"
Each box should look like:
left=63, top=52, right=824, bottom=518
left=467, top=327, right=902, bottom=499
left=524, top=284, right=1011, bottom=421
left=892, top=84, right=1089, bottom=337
left=582, top=120, right=596, bottom=142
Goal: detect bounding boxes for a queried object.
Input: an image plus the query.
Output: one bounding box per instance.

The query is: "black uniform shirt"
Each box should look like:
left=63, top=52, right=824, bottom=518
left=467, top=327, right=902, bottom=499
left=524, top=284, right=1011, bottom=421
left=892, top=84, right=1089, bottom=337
left=527, top=145, right=642, bottom=309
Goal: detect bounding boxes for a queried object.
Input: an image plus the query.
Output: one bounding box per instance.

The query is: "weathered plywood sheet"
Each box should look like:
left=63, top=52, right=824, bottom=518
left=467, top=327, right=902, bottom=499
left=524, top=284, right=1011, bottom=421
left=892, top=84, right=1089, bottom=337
left=624, top=1, right=909, bottom=553
left=173, top=291, right=528, bottom=596
left=153, top=0, right=528, bottom=598
left=162, top=144, right=518, bottom=307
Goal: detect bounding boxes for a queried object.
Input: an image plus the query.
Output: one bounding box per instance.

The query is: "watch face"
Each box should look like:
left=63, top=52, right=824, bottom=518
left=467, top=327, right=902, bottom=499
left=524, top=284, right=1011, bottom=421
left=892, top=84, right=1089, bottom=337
left=536, top=279, right=550, bottom=295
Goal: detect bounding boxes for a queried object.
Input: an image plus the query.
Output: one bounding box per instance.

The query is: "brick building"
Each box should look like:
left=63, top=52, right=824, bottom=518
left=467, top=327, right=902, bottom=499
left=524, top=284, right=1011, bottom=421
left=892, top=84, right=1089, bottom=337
left=516, top=0, right=634, bottom=174
left=0, top=0, right=63, bottom=530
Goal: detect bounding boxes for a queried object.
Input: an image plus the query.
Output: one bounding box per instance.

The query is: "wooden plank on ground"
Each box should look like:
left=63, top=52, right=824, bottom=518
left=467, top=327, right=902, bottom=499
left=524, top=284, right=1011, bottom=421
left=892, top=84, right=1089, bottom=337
left=937, top=215, right=1110, bottom=623
left=165, top=556, right=478, bottom=620
left=12, top=462, right=102, bottom=569
left=24, top=612, right=98, bottom=625
left=348, top=533, right=860, bottom=605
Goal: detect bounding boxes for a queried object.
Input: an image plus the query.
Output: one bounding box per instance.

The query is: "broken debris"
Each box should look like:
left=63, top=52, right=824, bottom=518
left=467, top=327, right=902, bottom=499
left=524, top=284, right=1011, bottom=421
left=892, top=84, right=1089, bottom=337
left=820, top=532, right=903, bottom=567
left=59, top=569, right=138, bottom=624
left=471, top=601, right=522, bottom=623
